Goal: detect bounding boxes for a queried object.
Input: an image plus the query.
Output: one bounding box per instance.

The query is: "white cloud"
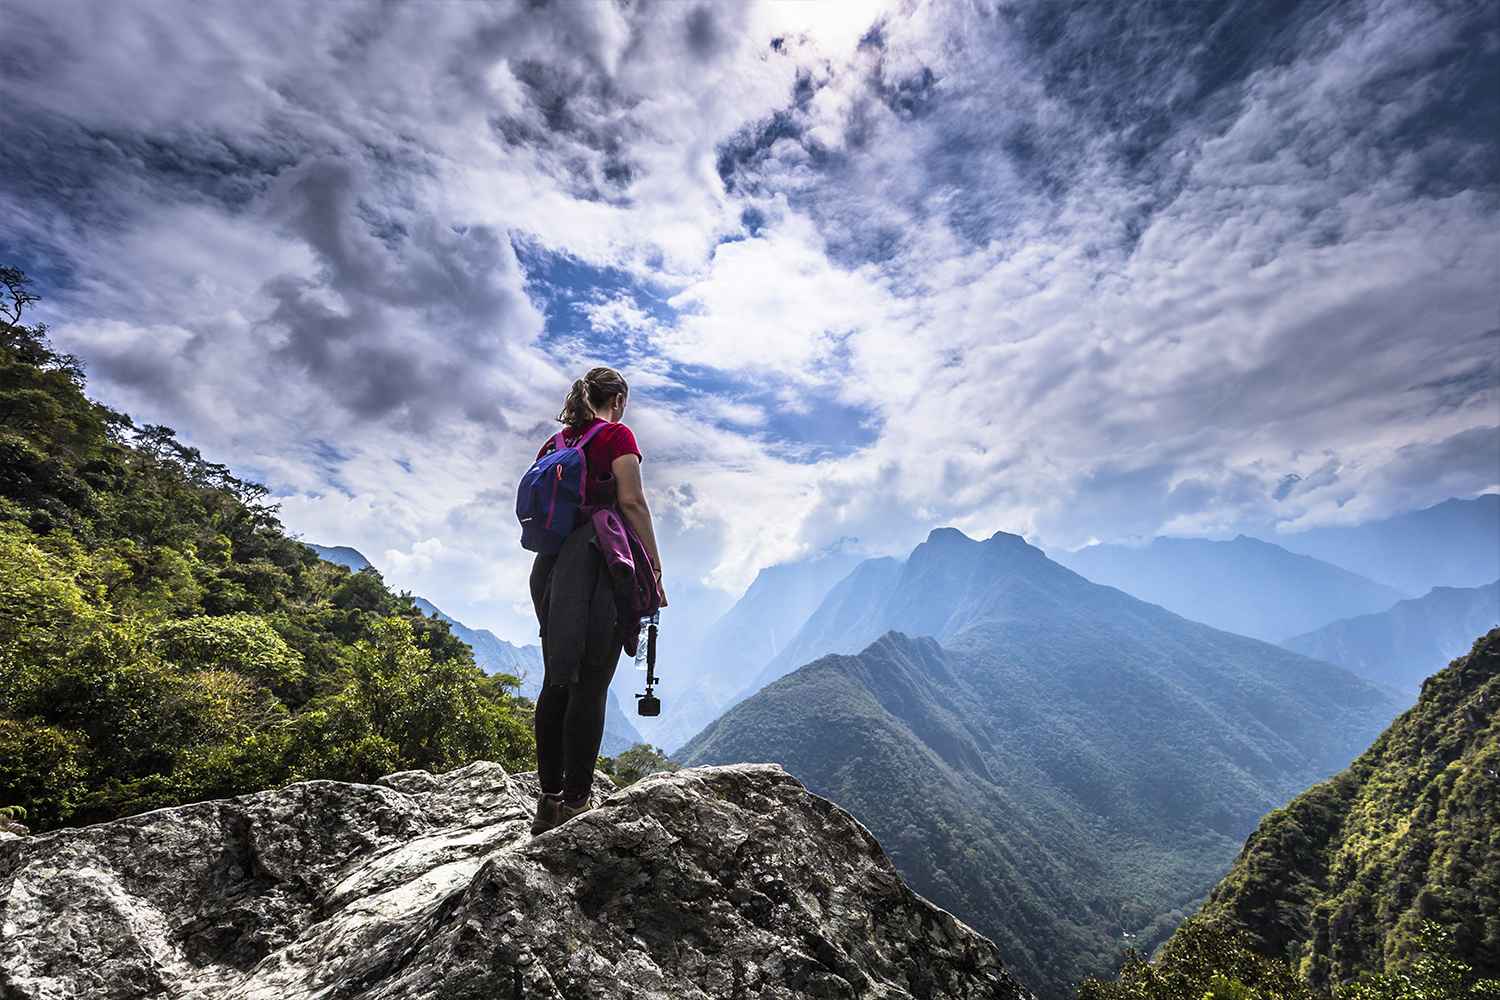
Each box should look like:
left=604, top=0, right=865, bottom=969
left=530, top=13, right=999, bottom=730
left=5, top=0, right=1495, bottom=644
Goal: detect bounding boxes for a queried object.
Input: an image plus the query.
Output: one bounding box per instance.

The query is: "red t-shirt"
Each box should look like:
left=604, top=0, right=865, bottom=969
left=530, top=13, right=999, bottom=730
left=537, top=419, right=642, bottom=508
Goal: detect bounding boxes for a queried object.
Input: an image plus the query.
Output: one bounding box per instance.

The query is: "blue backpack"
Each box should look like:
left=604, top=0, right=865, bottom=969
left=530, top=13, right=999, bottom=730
left=516, top=423, right=608, bottom=554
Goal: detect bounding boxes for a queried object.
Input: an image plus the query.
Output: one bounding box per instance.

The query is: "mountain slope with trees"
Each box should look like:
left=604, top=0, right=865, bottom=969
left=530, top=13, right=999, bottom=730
left=735, top=554, right=907, bottom=700
left=1183, top=628, right=1499, bottom=991
left=0, top=267, right=534, bottom=832
left=678, top=528, right=1405, bottom=999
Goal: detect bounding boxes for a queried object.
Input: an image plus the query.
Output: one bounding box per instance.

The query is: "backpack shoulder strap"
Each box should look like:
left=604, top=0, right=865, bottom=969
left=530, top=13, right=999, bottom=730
left=554, top=420, right=609, bottom=454
left=575, top=421, right=610, bottom=449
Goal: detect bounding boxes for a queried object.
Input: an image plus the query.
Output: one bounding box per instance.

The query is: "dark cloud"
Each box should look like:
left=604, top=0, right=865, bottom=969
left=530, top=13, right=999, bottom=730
left=260, top=159, right=536, bottom=429
left=684, top=5, right=726, bottom=60
left=1367, top=425, right=1500, bottom=505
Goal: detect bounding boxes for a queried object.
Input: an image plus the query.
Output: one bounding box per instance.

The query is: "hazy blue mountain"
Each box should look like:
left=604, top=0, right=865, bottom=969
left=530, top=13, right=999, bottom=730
left=735, top=555, right=907, bottom=700
left=303, top=542, right=372, bottom=572
left=1273, top=493, right=1500, bottom=594
left=629, top=541, right=866, bottom=751
left=410, top=598, right=541, bottom=680
left=1281, top=580, right=1500, bottom=692
left=678, top=527, right=1404, bottom=999
left=410, top=598, right=646, bottom=758
left=1054, top=534, right=1407, bottom=642
left=307, top=544, right=647, bottom=757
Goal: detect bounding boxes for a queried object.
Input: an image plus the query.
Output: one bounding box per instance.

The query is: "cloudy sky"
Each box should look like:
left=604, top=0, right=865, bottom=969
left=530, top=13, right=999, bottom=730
left=5, top=0, right=1497, bottom=643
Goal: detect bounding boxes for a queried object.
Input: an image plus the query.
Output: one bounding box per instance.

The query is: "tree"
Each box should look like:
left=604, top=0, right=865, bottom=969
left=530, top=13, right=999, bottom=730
left=0, top=267, right=539, bottom=831
left=602, top=743, right=680, bottom=787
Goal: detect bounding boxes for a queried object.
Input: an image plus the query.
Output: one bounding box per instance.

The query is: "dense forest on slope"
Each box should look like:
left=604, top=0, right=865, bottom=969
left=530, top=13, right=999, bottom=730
left=1282, top=581, right=1499, bottom=691
left=1185, top=628, right=1500, bottom=990
left=303, top=542, right=646, bottom=753
left=0, top=269, right=535, bottom=831
left=1076, top=918, right=1498, bottom=1000
left=678, top=528, right=1405, bottom=999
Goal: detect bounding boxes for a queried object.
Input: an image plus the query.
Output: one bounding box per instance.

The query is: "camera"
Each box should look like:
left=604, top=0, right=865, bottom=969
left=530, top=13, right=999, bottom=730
left=636, top=614, right=660, bottom=716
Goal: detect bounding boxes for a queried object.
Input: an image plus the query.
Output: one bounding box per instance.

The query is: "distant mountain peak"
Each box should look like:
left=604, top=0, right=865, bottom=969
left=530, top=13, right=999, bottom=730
left=924, top=525, right=976, bottom=545
left=921, top=526, right=1035, bottom=550
left=985, top=529, right=1032, bottom=546
left=303, top=542, right=373, bottom=572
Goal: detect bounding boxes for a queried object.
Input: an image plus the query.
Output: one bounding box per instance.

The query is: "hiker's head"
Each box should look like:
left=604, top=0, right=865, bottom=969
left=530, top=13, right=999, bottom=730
left=558, top=366, right=629, bottom=430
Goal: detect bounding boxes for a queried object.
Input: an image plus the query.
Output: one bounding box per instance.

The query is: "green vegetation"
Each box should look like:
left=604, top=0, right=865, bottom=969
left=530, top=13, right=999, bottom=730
left=600, top=743, right=680, bottom=787
left=1079, top=630, right=1499, bottom=999
left=1190, top=628, right=1499, bottom=989
left=1077, top=920, right=1499, bottom=1000
left=679, top=528, right=1402, bottom=1000
left=0, top=267, right=535, bottom=831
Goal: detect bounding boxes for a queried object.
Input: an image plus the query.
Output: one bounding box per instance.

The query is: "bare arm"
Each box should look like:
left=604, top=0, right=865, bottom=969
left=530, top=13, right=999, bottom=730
left=612, top=453, right=667, bottom=606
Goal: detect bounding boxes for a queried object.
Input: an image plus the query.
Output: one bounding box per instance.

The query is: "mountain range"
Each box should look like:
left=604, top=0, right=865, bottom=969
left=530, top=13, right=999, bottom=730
left=677, top=527, right=1405, bottom=998
left=1053, top=534, right=1407, bottom=642
left=1281, top=580, right=1499, bottom=692
left=626, top=542, right=867, bottom=751
left=1273, top=493, right=1500, bottom=595
left=305, top=544, right=646, bottom=756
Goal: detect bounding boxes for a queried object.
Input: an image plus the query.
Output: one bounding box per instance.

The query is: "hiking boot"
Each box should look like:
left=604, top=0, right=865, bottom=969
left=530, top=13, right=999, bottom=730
left=530, top=793, right=563, bottom=836
left=556, top=795, right=593, bottom=825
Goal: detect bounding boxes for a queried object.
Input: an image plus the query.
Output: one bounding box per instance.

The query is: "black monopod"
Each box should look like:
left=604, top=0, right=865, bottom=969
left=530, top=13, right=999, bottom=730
left=635, top=612, right=660, bottom=717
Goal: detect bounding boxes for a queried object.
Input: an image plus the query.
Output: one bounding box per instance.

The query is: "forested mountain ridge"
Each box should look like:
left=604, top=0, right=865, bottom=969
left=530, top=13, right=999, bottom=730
left=678, top=527, right=1406, bottom=999
left=1182, top=628, right=1500, bottom=991
left=1281, top=580, right=1499, bottom=691
left=0, top=268, right=534, bottom=832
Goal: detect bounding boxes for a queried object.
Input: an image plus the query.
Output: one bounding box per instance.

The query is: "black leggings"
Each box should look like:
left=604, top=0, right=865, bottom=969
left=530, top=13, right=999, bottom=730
left=534, top=655, right=621, bottom=801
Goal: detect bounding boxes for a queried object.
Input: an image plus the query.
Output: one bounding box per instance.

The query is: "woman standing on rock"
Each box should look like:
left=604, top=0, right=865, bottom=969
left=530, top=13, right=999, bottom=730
left=523, top=366, right=666, bottom=836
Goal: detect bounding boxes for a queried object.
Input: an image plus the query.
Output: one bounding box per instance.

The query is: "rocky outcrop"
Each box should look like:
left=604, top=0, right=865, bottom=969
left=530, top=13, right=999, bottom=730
left=0, top=762, right=1032, bottom=1000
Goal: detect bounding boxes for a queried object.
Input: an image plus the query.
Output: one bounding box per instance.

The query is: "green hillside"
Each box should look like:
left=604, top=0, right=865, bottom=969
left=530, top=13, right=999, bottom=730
left=0, top=268, right=534, bottom=831
left=1186, top=628, right=1499, bottom=990
left=678, top=529, right=1404, bottom=999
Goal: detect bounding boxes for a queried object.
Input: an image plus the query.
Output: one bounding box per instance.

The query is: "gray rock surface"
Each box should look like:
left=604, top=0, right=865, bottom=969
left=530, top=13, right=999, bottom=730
left=0, top=762, right=1032, bottom=1000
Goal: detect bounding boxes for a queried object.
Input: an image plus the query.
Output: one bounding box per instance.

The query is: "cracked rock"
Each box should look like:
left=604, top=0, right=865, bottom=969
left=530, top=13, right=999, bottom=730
left=0, top=762, right=1032, bottom=1000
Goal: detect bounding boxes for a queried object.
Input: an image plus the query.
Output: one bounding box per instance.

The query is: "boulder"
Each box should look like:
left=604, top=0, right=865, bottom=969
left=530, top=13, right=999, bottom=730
left=0, top=761, right=1031, bottom=1000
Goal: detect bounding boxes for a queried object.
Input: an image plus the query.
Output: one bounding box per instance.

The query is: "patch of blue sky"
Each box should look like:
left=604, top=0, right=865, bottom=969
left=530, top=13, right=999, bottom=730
left=2, top=238, right=78, bottom=307
left=303, top=438, right=355, bottom=498
left=517, top=241, right=676, bottom=353
left=517, top=241, right=880, bottom=461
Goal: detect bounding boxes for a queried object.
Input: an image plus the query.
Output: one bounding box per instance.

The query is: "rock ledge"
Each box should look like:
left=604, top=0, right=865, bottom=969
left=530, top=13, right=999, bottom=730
left=0, top=761, right=1032, bottom=1000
